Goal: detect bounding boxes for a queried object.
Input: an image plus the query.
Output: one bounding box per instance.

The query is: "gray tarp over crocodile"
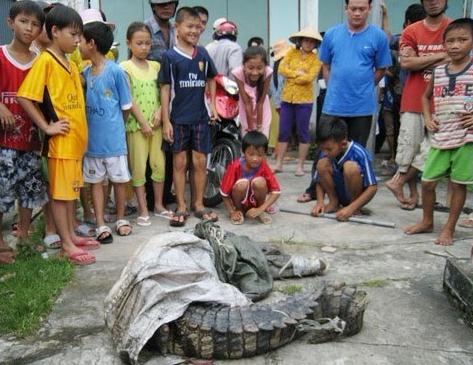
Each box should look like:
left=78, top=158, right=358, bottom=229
left=104, top=232, right=250, bottom=364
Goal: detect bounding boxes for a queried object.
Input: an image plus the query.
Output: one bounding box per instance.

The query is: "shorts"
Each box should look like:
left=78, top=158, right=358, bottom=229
left=167, top=123, right=212, bottom=154
left=319, top=114, right=372, bottom=147
left=332, top=167, right=352, bottom=207
left=233, top=178, right=265, bottom=211
left=48, top=158, right=83, bottom=201
left=83, top=155, right=131, bottom=184
left=396, top=112, right=431, bottom=173
left=422, top=143, right=473, bottom=184
left=0, top=148, right=48, bottom=213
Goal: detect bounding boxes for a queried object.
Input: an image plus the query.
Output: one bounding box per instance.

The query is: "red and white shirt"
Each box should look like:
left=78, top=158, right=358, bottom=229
left=431, top=62, right=473, bottom=149
left=0, top=45, right=40, bottom=151
left=220, top=157, right=281, bottom=197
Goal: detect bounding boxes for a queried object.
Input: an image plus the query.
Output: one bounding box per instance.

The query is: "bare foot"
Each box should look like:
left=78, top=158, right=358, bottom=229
left=435, top=228, right=454, bottom=246
left=404, top=221, right=433, bottom=235
left=385, top=177, right=407, bottom=205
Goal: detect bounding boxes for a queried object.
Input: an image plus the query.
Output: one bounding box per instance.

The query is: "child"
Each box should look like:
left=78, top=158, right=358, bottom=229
left=311, top=117, right=377, bottom=221
left=121, top=22, right=170, bottom=226
left=17, top=4, right=97, bottom=265
left=404, top=19, right=473, bottom=246
left=0, top=0, right=47, bottom=264
left=273, top=28, right=322, bottom=176
left=220, top=131, right=280, bottom=225
left=232, top=46, right=273, bottom=138
left=159, top=7, right=219, bottom=227
left=79, top=15, right=134, bottom=243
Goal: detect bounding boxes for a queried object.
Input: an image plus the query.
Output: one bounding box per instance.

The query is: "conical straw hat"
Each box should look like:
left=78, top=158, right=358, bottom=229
left=289, top=27, right=323, bottom=44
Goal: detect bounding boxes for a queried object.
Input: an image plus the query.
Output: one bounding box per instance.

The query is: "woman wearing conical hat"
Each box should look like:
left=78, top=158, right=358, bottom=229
left=273, top=28, right=322, bottom=176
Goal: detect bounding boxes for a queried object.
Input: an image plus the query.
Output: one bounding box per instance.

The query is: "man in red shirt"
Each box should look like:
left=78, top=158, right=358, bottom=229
left=386, top=0, right=451, bottom=210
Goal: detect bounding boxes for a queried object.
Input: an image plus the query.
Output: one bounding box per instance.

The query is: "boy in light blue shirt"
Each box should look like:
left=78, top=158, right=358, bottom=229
left=79, top=20, right=133, bottom=243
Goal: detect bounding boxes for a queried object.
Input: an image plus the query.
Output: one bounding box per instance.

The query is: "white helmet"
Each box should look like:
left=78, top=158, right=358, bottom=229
left=149, top=0, right=178, bottom=19
left=215, top=21, right=238, bottom=38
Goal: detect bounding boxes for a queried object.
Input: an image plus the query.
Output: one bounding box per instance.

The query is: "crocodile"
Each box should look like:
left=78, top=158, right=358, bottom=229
left=150, top=282, right=367, bottom=359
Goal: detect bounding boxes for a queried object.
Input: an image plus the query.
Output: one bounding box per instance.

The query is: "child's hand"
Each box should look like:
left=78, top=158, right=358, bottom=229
left=296, top=69, right=306, bottom=77
left=245, top=207, right=263, bottom=219
left=140, top=123, right=153, bottom=137
left=424, top=117, right=439, bottom=132
left=336, top=206, right=354, bottom=221
left=163, top=121, right=174, bottom=143
left=45, top=119, right=69, bottom=136
left=152, top=107, right=162, bottom=129
left=459, top=111, right=473, bottom=130
left=311, top=202, right=325, bottom=217
left=0, top=104, right=16, bottom=131
left=210, top=105, right=220, bottom=125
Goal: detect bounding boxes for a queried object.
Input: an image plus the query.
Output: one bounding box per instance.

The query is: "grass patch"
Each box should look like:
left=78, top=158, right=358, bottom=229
left=360, top=279, right=389, bottom=288
left=277, top=284, right=303, bottom=295
left=0, top=218, right=74, bottom=337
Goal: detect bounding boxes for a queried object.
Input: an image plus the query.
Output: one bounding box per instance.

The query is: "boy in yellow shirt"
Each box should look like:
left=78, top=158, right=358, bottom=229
left=18, top=4, right=98, bottom=265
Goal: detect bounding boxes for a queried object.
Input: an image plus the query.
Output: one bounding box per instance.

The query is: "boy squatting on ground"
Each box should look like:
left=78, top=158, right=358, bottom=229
left=79, top=17, right=133, bottom=244
left=311, top=117, right=378, bottom=221
left=220, top=131, right=281, bottom=225
left=404, top=18, right=473, bottom=246
left=159, top=7, right=219, bottom=227
left=0, top=1, right=47, bottom=265
left=17, top=5, right=98, bottom=266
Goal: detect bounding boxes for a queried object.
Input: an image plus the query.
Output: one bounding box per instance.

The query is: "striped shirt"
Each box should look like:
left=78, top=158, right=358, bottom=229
left=314, top=141, right=377, bottom=188
left=431, top=62, right=473, bottom=149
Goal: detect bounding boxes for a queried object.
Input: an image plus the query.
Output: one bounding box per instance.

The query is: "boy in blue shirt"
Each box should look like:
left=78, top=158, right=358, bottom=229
left=311, top=117, right=377, bottom=221
left=79, top=20, right=133, bottom=243
left=159, top=7, right=219, bottom=227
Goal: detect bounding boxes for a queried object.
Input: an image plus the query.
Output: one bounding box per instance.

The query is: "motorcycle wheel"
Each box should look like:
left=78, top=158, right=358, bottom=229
left=204, top=137, right=240, bottom=207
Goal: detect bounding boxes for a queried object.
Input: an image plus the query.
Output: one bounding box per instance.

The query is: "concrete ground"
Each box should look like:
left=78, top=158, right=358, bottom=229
left=1, top=157, right=473, bottom=365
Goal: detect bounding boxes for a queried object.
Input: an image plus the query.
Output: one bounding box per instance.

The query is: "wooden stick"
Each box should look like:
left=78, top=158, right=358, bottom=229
left=279, top=208, right=396, bottom=228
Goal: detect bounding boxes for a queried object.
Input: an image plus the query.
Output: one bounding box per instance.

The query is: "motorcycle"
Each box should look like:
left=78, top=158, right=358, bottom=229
left=204, top=75, right=241, bottom=207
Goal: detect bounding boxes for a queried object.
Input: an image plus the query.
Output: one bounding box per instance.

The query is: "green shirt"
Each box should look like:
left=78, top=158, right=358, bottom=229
left=120, top=60, right=160, bottom=132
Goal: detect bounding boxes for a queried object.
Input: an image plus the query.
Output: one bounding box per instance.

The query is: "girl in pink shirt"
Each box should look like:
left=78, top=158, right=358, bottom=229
left=232, top=46, right=273, bottom=138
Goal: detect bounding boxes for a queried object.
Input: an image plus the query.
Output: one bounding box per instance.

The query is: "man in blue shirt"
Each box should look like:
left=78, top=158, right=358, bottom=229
left=311, top=117, right=377, bottom=221
left=319, top=0, right=391, bottom=147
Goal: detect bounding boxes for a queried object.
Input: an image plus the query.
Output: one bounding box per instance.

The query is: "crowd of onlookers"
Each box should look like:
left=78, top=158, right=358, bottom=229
left=0, top=0, right=472, bottom=266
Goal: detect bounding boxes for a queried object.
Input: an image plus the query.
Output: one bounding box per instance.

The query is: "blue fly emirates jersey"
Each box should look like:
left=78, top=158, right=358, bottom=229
left=159, top=46, right=217, bottom=125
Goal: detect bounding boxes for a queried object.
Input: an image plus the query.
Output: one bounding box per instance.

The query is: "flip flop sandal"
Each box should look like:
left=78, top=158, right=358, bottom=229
left=136, top=216, right=152, bottom=226
left=194, top=209, right=219, bottom=222
left=170, top=211, right=187, bottom=227
left=43, top=234, right=62, bottom=249
left=96, top=225, right=113, bottom=244
left=0, top=247, right=16, bottom=265
left=116, top=219, right=132, bottom=236
left=400, top=201, right=418, bottom=211
left=459, top=218, right=473, bottom=228
left=11, top=223, right=19, bottom=237
left=297, top=193, right=313, bottom=203
left=75, top=223, right=96, bottom=237
left=230, top=214, right=244, bottom=225
left=154, top=210, right=174, bottom=219
left=73, top=236, right=101, bottom=250
left=59, top=250, right=96, bottom=266
left=266, top=204, right=279, bottom=215
left=257, top=212, right=272, bottom=225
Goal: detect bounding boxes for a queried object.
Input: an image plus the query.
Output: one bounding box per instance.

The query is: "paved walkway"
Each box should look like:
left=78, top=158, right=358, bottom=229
left=1, top=158, right=473, bottom=365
